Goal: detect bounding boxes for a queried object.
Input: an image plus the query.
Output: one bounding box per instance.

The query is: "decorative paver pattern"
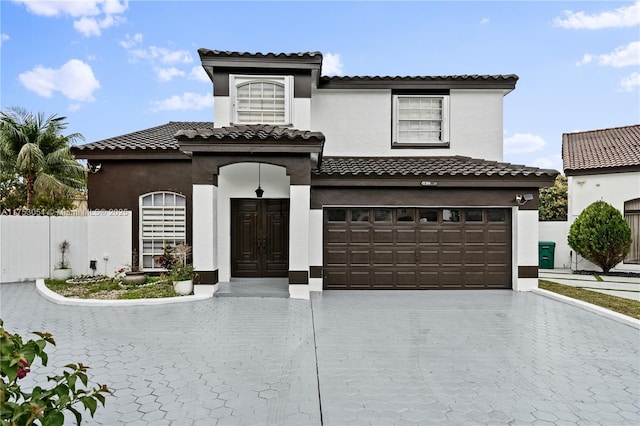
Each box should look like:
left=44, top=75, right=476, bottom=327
left=1, top=283, right=639, bottom=425
left=311, top=291, right=640, bottom=426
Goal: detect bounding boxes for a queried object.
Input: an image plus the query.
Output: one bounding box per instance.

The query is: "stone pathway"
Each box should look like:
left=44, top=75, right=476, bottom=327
left=1, top=282, right=639, bottom=425
left=540, top=268, right=640, bottom=301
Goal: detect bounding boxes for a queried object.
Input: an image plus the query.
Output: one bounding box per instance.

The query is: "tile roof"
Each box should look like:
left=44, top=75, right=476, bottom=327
left=74, top=121, right=212, bottom=152
left=562, top=124, right=640, bottom=173
left=175, top=125, right=325, bottom=142
left=315, top=156, right=558, bottom=178
left=198, top=49, right=323, bottom=61
left=321, top=75, right=518, bottom=83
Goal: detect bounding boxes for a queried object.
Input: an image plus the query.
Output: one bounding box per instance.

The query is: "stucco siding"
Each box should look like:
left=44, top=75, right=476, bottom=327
left=568, top=172, right=640, bottom=220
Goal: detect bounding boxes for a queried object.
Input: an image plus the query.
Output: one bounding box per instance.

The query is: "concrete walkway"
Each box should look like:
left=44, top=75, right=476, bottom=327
left=1, top=282, right=639, bottom=425
left=539, top=268, right=640, bottom=301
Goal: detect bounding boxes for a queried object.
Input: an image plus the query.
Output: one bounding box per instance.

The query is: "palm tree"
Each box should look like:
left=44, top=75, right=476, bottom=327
left=0, top=107, right=86, bottom=209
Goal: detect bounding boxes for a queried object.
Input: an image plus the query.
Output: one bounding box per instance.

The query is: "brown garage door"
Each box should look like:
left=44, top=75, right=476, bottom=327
left=323, top=207, right=511, bottom=289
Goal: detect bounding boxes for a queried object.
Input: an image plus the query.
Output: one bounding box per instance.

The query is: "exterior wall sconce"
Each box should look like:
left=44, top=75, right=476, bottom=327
left=89, top=260, right=97, bottom=275
left=515, top=194, right=533, bottom=205
left=88, top=163, right=102, bottom=173
left=255, top=163, right=264, bottom=198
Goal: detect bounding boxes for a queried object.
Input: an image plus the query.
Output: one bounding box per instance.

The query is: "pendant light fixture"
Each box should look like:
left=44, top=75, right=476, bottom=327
left=255, top=163, right=264, bottom=198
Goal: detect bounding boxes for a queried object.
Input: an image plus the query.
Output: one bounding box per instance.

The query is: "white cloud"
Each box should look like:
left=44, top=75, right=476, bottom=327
left=156, top=67, right=185, bottom=82
left=129, top=46, right=193, bottom=65
left=480, top=18, right=490, bottom=25
left=68, top=103, right=82, bottom=112
left=189, top=66, right=210, bottom=83
left=18, top=59, right=100, bottom=102
left=577, top=41, right=640, bottom=68
left=13, top=0, right=128, bottom=37
left=620, top=71, right=640, bottom=91
left=532, top=154, right=563, bottom=172
left=323, top=52, right=344, bottom=76
left=553, top=1, right=640, bottom=29
left=150, top=92, right=213, bottom=112
left=0, top=34, right=8, bottom=47
left=504, top=133, right=546, bottom=154
left=119, top=33, right=143, bottom=49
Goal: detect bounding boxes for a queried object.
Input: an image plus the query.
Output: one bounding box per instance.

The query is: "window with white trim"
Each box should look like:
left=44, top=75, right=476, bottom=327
left=392, top=95, right=449, bottom=145
left=139, top=192, right=186, bottom=270
left=231, top=75, right=293, bottom=125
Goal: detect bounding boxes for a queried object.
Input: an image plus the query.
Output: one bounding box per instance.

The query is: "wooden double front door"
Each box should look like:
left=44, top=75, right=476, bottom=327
left=231, top=199, right=289, bottom=277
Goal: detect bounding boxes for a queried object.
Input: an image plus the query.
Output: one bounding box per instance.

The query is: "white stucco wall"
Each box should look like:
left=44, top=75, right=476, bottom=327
left=515, top=209, right=539, bottom=291
left=311, top=88, right=505, bottom=159
left=217, top=163, right=290, bottom=282
left=539, top=222, right=572, bottom=269
left=193, top=185, right=217, bottom=273
left=568, top=172, right=640, bottom=220
left=309, top=209, right=324, bottom=292
left=87, top=212, right=131, bottom=277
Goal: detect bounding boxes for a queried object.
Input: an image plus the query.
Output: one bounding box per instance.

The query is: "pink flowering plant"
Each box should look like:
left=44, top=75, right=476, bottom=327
left=0, top=319, right=111, bottom=425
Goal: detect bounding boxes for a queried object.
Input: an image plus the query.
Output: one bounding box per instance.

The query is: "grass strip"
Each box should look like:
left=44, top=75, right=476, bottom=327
left=539, top=280, right=640, bottom=320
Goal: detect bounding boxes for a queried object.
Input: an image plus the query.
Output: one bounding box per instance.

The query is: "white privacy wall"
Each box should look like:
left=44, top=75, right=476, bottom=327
left=539, top=222, right=572, bottom=269
left=311, top=88, right=505, bottom=160
left=0, top=214, right=131, bottom=283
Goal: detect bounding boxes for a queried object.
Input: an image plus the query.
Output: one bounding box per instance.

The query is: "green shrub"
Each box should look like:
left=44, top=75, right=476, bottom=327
left=568, top=201, right=632, bottom=273
left=0, top=319, right=110, bottom=425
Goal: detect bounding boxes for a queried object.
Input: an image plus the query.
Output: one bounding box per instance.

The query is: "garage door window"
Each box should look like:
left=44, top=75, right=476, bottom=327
left=443, top=209, right=461, bottom=222
left=488, top=209, right=506, bottom=222
left=466, top=210, right=483, bottom=222
left=398, top=208, right=415, bottom=222
left=374, top=209, right=393, bottom=222
left=419, top=209, right=438, bottom=223
left=328, top=209, right=346, bottom=222
left=352, top=209, right=370, bottom=222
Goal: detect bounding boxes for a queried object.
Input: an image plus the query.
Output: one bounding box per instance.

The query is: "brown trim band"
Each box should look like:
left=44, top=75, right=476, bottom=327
left=518, top=266, right=538, bottom=279
left=310, top=266, right=322, bottom=279
left=288, top=271, right=309, bottom=284
left=196, top=270, right=218, bottom=284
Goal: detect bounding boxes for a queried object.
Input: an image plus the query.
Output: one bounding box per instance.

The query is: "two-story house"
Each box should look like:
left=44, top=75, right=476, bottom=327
left=73, top=49, right=558, bottom=298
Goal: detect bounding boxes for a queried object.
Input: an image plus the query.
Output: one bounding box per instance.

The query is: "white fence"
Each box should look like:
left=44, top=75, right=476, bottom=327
left=0, top=212, right=132, bottom=283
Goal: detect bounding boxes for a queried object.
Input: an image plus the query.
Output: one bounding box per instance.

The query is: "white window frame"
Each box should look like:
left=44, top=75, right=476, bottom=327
left=392, top=94, right=450, bottom=146
left=230, top=75, right=293, bottom=125
left=139, top=191, right=186, bottom=271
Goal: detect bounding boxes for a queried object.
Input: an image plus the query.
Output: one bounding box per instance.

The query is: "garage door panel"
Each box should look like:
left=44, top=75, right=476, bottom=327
left=396, top=249, right=417, bottom=265
left=372, top=250, right=393, bottom=265
left=373, top=228, right=393, bottom=243
left=397, top=229, right=417, bottom=244
left=323, top=207, right=511, bottom=290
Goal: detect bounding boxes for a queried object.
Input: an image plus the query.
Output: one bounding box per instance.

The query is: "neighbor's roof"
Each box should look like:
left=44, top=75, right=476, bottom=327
left=73, top=121, right=212, bottom=152
left=562, top=124, right=640, bottom=175
left=315, top=156, right=558, bottom=178
left=175, top=125, right=324, bottom=143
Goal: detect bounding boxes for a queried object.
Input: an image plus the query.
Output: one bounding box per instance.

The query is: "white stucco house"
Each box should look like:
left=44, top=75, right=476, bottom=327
left=562, top=124, right=640, bottom=272
left=73, top=49, right=558, bottom=298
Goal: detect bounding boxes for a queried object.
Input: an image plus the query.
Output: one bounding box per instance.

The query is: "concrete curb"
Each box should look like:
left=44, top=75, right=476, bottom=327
left=36, top=279, right=217, bottom=307
left=532, top=288, right=640, bottom=329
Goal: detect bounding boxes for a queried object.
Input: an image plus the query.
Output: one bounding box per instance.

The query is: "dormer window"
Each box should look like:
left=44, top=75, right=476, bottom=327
left=392, top=94, right=450, bottom=147
left=231, top=75, right=293, bottom=125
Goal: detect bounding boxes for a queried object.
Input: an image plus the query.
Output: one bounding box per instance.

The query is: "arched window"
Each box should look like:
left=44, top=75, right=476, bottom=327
left=139, top=192, right=186, bottom=270
left=231, top=75, right=292, bottom=125
left=624, top=198, right=640, bottom=264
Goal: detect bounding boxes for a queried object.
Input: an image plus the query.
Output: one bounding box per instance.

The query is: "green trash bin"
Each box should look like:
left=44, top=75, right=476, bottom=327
left=539, top=241, right=556, bottom=269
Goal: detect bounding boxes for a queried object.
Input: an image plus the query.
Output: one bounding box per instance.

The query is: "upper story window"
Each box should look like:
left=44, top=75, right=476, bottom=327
left=392, top=95, right=449, bottom=147
left=231, top=75, right=293, bottom=125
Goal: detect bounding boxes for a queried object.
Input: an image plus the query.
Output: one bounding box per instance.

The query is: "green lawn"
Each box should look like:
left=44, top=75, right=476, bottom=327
left=539, top=280, right=640, bottom=320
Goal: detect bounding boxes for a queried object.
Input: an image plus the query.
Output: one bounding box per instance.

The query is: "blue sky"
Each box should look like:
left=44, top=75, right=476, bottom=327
left=1, top=1, right=639, bottom=173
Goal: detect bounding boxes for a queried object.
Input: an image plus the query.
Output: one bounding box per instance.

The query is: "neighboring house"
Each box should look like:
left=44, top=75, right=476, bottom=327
left=73, top=49, right=557, bottom=297
left=563, top=124, right=640, bottom=272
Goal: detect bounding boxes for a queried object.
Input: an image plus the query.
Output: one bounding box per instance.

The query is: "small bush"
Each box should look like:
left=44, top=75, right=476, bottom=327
left=568, top=201, right=632, bottom=273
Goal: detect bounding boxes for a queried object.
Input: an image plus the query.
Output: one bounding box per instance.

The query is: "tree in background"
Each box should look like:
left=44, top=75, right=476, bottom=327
left=539, top=175, right=567, bottom=221
left=0, top=107, right=86, bottom=210
left=568, top=201, right=632, bottom=273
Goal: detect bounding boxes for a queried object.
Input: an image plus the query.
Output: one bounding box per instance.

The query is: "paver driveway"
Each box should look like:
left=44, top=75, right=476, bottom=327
left=1, top=283, right=639, bottom=425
